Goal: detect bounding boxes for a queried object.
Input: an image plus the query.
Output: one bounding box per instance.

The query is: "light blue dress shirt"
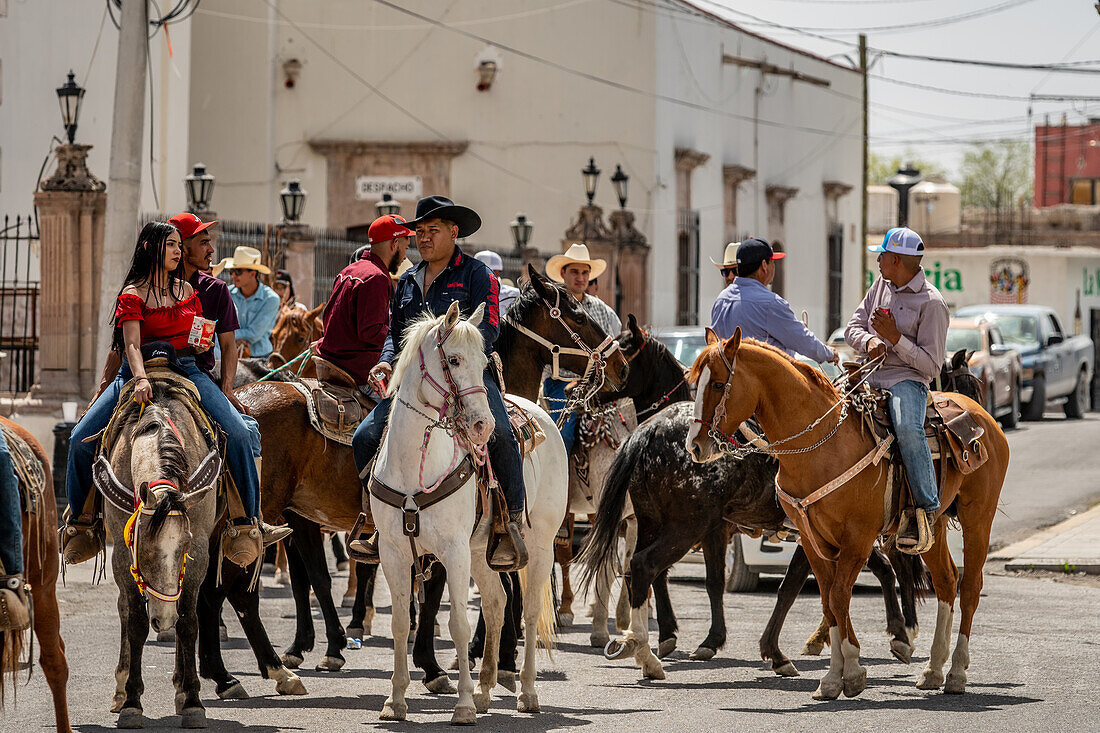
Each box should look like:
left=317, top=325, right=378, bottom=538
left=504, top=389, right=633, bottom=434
left=229, top=283, right=280, bottom=358
left=710, top=277, right=832, bottom=363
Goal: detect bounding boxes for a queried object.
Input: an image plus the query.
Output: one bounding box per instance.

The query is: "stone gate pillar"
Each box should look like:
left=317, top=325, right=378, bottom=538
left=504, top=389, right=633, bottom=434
left=32, top=144, right=106, bottom=403
left=610, top=209, right=649, bottom=324
left=280, top=224, right=317, bottom=308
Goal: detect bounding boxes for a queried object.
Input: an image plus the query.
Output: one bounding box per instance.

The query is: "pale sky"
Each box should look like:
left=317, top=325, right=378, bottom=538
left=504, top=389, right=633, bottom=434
left=701, top=0, right=1100, bottom=179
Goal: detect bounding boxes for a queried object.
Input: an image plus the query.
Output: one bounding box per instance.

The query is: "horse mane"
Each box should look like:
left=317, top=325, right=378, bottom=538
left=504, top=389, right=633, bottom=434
left=146, top=489, right=187, bottom=535
left=130, top=383, right=191, bottom=491
left=688, top=338, right=839, bottom=400
left=389, top=310, right=486, bottom=395
left=494, top=280, right=552, bottom=357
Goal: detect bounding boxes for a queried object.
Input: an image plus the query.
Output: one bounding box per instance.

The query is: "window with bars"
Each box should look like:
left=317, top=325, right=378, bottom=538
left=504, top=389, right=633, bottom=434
left=676, top=209, right=700, bottom=326
left=827, top=224, right=844, bottom=335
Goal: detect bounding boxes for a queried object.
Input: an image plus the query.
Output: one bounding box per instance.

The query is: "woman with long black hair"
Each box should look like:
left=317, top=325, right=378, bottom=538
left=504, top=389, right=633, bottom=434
left=61, top=222, right=289, bottom=563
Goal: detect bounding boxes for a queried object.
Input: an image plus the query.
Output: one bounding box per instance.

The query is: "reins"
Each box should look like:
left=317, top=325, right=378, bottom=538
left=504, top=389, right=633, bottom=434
left=123, top=479, right=190, bottom=603
left=256, top=349, right=312, bottom=382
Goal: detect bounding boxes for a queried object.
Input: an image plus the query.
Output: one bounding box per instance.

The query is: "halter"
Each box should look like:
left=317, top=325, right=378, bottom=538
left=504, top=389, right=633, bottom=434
left=123, top=479, right=190, bottom=603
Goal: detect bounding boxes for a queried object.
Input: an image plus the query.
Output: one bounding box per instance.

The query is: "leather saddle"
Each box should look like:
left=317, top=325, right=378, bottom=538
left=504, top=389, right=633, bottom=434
left=308, top=355, right=374, bottom=434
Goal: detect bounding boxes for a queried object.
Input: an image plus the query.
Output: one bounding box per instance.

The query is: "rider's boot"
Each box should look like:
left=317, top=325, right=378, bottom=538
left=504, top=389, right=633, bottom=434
left=896, top=507, right=934, bottom=555
left=489, top=511, right=529, bottom=572
left=60, top=506, right=104, bottom=565
left=347, top=530, right=380, bottom=564
left=0, top=571, right=30, bottom=632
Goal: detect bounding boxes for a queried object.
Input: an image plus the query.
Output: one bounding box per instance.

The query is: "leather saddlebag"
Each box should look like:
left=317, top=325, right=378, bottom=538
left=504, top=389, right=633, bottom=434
left=930, top=395, right=988, bottom=474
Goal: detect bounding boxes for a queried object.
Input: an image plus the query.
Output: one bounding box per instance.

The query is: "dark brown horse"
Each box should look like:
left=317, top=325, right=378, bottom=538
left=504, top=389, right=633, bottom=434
left=688, top=331, right=1009, bottom=699
left=0, top=418, right=70, bottom=732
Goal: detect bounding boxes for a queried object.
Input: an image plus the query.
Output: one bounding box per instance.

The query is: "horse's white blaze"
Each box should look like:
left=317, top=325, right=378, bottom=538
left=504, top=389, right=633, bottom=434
left=686, top=365, right=711, bottom=448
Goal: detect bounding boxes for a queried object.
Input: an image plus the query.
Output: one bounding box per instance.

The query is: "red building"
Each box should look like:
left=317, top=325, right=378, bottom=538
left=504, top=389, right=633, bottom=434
left=1035, top=118, right=1100, bottom=207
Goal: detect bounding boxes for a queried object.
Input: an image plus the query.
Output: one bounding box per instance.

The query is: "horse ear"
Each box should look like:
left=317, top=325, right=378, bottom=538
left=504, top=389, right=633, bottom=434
left=627, top=313, right=642, bottom=339
left=444, top=300, right=461, bottom=330
left=181, top=485, right=215, bottom=511
left=468, top=302, right=485, bottom=328
left=726, top=327, right=742, bottom=355
left=705, top=327, right=719, bottom=346
left=138, top=481, right=152, bottom=507
left=307, top=302, right=325, bottom=322
left=951, top=349, right=969, bottom=370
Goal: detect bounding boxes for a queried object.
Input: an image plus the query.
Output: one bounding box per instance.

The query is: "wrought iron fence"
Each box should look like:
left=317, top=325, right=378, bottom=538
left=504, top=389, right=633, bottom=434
left=0, top=215, right=40, bottom=393
left=676, top=209, right=701, bottom=326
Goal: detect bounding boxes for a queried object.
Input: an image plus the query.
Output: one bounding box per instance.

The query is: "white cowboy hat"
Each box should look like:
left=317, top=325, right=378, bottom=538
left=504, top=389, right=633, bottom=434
left=709, top=241, right=740, bottom=269
left=212, top=246, right=272, bottom=277
left=545, top=243, right=607, bottom=283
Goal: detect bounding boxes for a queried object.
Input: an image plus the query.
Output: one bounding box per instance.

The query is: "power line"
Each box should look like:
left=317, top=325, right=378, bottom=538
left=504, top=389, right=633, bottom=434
left=875, top=49, right=1100, bottom=73
left=870, top=73, right=1037, bottom=101
left=723, top=0, right=1037, bottom=34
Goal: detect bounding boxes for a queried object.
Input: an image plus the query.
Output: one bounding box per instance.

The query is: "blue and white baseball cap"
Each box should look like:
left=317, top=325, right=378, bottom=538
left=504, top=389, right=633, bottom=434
left=868, top=226, right=925, bottom=255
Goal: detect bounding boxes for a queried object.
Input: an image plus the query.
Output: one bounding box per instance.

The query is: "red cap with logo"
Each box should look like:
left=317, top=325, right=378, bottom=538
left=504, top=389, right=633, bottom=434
left=368, top=215, right=414, bottom=245
left=168, top=212, right=219, bottom=239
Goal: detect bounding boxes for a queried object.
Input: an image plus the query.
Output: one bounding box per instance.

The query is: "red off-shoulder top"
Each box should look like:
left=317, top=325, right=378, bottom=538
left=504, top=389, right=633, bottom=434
left=114, top=292, right=203, bottom=351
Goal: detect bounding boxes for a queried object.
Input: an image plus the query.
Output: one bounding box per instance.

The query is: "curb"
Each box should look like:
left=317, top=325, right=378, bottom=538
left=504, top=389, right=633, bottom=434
left=992, top=502, right=1100, bottom=575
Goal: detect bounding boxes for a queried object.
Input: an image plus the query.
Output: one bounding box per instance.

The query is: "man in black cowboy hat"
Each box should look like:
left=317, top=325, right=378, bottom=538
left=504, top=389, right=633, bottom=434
left=349, top=195, right=528, bottom=570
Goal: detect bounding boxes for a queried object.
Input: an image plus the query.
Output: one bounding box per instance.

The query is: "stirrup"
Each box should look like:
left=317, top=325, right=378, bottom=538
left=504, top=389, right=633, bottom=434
left=0, top=574, right=31, bottom=632
left=488, top=513, right=528, bottom=572
left=347, top=532, right=380, bottom=564
left=60, top=510, right=105, bottom=565
left=896, top=508, right=934, bottom=555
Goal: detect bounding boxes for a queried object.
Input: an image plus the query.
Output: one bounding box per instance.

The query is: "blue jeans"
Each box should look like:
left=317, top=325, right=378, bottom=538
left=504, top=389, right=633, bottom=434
left=887, top=379, right=940, bottom=513
left=0, top=431, right=23, bottom=574
left=67, top=357, right=264, bottom=519
left=353, top=367, right=525, bottom=514
left=543, top=377, right=577, bottom=455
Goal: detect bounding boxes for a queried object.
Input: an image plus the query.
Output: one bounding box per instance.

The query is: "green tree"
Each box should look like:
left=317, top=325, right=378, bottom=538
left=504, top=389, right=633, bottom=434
left=868, top=152, right=947, bottom=185
left=959, top=140, right=1032, bottom=210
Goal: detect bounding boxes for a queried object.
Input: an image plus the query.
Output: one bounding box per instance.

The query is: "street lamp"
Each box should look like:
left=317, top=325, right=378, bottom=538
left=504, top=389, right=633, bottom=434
left=56, top=70, right=85, bottom=145
left=886, top=164, right=922, bottom=228
left=581, top=157, right=600, bottom=205
left=510, top=212, right=532, bottom=252
left=610, top=164, right=629, bottom=209
left=280, top=180, right=307, bottom=223
left=184, top=164, right=215, bottom=213
left=375, top=193, right=401, bottom=217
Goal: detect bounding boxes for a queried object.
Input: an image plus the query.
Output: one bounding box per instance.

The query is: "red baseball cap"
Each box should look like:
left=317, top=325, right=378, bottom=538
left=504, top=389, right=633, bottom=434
left=368, top=214, right=415, bottom=245
left=168, top=212, right=219, bottom=240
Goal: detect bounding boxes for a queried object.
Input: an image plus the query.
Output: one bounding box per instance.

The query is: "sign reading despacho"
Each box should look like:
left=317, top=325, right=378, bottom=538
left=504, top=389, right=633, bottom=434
left=355, top=176, right=423, bottom=200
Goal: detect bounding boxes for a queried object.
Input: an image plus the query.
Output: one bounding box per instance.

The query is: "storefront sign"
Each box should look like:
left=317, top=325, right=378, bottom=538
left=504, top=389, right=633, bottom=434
left=864, top=260, right=963, bottom=292
left=355, top=176, right=422, bottom=200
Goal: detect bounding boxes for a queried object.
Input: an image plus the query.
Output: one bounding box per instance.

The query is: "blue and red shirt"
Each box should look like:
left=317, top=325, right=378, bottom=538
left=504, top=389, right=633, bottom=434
left=379, top=245, right=500, bottom=366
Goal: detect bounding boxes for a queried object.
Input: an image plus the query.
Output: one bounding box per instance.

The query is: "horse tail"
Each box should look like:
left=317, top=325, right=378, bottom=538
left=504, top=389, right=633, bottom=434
left=887, top=543, right=932, bottom=602
left=517, top=567, right=556, bottom=659
left=576, top=429, right=641, bottom=594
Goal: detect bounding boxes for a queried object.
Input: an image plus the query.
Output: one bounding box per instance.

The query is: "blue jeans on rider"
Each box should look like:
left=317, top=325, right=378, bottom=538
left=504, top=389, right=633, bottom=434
left=887, top=379, right=940, bottom=514
left=352, top=366, right=525, bottom=514
left=0, top=430, right=24, bottom=575
left=542, top=377, right=577, bottom=455
left=66, top=356, right=264, bottom=519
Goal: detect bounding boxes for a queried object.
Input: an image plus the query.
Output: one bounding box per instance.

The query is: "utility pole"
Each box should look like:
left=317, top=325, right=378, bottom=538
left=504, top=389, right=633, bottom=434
left=859, top=33, right=869, bottom=294
left=97, top=0, right=149, bottom=366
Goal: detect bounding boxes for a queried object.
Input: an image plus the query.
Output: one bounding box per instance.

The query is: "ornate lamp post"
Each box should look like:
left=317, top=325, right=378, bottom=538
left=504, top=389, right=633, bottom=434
left=184, top=164, right=215, bottom=213
left=887, top=164, right=922, bottom=228
left=610, top=165, right=629, bottom=209
left=375, top=193, right=401, bottom=217
left=280, top=180, right=307, bottom=223
left=510, top=212, right=532, bottom=253
left=56, top=70, right=85, bottom=145
left=581, top=157, right=600, bottom=205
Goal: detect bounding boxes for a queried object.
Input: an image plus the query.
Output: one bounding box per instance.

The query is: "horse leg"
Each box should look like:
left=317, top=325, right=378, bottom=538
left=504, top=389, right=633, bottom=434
left=115, top=585, right=149, bottom=727
left=274, top=541, right=290, bottom=586
left=517, top=532, right=554, bottom=714
left=441, top=547, right=477, bottom=725
left=171, top=584, right=207, bottom=728
left=866, top=546, right=912, bottom=663
left=378, top=547, right=413, bottom=721
left=224, top=563, right=307, bottom=697
left=197, top=559, right=246, bottom=699
left=803, top=551, right=844, bottom=701
left=280, top=533, right=316, bottom=668
left=496, top=572, right=519, bottom=691
left=652, top=570, right=678, bottom=659
left=832, top=552, right=872, bottom=698
left=946, top=500, right=997, bottom=695
left=342, top=557, right=358, bottom=608
left=331, top=532, right=349, bottom=571
left=346, top=562, right=377, bottom=638
left=890, top=545, right=922, bottom=646
left=616, top=516, right=638, bottom=632
left=286, top=514, right=346, bottom=671
left=555, top=515, right=574, bottom=626
left=27, top=550, right=70, bottom=733
left=915, top=519, right=960, bottom=691
left=412, top=567, right=451, bottom=693
left=589, top=551, right=613, bottom=648
left=622, top=542, right=682, bottom=680
left=470, top=560, right=506, bottom=713
left=759, top=543, right=810, bottom=676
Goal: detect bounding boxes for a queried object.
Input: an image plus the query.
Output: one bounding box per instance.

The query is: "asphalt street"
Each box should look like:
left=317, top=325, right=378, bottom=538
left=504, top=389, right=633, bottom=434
left=5, top=415, right=1099, bottom=732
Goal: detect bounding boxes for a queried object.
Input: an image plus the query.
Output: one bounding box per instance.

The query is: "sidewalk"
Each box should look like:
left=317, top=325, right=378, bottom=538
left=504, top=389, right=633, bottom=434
left=991, top=502, right=1100, bottom=574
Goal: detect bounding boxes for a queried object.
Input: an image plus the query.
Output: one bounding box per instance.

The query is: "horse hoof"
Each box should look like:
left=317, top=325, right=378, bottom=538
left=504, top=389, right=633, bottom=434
left=380, top=701, right=407, bottom=721
left=473, top=691, right=490, bottom=714
left=842, top=667, right=867, bottom=698
left=557, top=612, right=573, bottom=628
left=689, top=646, right=716, bottom=662
left=181, top=707, right=208, bottom=729
left=890, top=639, right=913, bottom=664
left=498, top=670, right=516, bottom=693
left=944, top=674, right=966, bottom=694
left=906, top=624, right=919, bottom=643
left=425, top=675, right=456, bottom=694
left=217, top=682, right=249, bottom=700
left=590, top=632, right=610, bottom=648
left=604, top=638, right=634, bottom=660
left=274, top=570, right=290, bottom=586
left=346, top=626, right=364, bottom=641
left=916, top=670, right=944, bottom=690
left=315, top=655, right=345, bottom=671
left=111, top=695, right=126, bottom=714
left=156, top=629, right=175, bottom=643
left=281, top=653, right=303, bottom=669
left=276, top=672, right=307, bottom=695
left=451, top=705, right=477, bottom=725
left=773, top=661, right=799, bottom=677
left=517, top=692, right=540, bottom=713
left=657, top=637, right=677, bottom=659
left=641, top=657, right=666, bottom=680
left=341, top=596, right=356, bottom=608
left=812, top=678, right=843, bottom=700
left=802, top=641, right=825, bottom=656
left=337, top=560, right=350, bottom=572
left=117, top=708, right=143, bottom=729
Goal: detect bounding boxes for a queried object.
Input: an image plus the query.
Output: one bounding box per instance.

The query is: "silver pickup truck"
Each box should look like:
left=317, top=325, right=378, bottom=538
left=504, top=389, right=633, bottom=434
left=954, top=304, right=1094, bottom=420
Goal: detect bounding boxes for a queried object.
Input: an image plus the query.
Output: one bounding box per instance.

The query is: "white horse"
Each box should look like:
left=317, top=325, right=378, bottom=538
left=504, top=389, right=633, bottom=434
left=372, top=302, right=567, bottom=724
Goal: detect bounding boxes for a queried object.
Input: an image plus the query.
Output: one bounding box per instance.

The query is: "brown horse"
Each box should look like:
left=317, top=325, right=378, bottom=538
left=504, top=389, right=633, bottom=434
left=0, top=417, right=70, bottom=732
left=688, top=329, right=1009, bottom=699
left=233, top=303, right=324, bottom=387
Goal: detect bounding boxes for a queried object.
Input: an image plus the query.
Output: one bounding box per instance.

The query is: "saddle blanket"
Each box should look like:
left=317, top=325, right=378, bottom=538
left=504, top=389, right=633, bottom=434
left=2, top=423, right=45, bottom=516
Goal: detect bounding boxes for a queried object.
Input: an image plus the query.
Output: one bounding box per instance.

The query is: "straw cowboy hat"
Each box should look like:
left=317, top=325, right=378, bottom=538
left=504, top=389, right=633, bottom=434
left=546, top=243, right=607, bottom=283
left=710, top=241, right=740, bottom=269
left=213, top=246, right=271, bottom=277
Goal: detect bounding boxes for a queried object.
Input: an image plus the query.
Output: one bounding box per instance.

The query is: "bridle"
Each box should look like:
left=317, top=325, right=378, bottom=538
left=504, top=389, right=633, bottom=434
left=123, top=478, right=189, bottom=603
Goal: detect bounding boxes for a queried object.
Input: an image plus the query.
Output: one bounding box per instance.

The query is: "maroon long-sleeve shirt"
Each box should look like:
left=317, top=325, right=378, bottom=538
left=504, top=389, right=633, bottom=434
left=315, top=250, right=392, bottom=385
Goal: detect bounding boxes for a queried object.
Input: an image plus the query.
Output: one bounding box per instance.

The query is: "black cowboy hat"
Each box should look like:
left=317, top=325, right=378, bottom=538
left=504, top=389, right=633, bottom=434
left=405, top=195, right=482, bottom=238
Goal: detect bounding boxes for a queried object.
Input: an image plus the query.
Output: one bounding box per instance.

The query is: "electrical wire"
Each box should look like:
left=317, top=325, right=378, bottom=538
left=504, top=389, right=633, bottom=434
left=875, top=50, right=1100, bottom=73
left=720, top=0, right=1038, bottom=35
left=146, top=26, right=159, bottom=211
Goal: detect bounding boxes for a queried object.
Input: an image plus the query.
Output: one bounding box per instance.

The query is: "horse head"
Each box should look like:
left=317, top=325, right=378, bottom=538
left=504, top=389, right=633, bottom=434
left=940, top=349, right=983, bottom=403
left=686, top=327, right=756, bottom=463
left=391, top=301, right=495, bottom=446
left=522, top=265, right=628, bottom=390
left=268, top=302, right=325, bottom=368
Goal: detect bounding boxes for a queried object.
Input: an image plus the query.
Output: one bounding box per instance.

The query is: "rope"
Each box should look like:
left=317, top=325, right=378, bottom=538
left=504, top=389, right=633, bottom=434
left=255, top=350, right=310, bottom=382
